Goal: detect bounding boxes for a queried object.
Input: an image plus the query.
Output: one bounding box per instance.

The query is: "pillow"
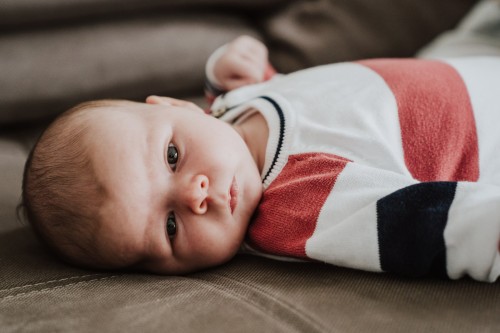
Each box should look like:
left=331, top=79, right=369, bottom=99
left=260, top=0, right=479, bottom=72
left=0, top=0, right=479, bottom=124
left=0, top=0, right=290, bottom=28
left=0, top=14, right=259, bottom=124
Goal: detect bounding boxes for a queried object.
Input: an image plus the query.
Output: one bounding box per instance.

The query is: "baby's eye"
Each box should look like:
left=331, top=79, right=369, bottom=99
left=166, top=143, right=179, bottom=171
left=166, top=213, right=177, bottom=239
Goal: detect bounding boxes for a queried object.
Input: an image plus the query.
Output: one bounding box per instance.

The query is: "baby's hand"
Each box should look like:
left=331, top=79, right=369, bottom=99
left=213, top=35, right=269, bottom=90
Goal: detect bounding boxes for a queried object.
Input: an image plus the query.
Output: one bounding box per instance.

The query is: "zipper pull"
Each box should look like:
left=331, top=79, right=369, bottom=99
left=212, top=106, right=227, bottom=118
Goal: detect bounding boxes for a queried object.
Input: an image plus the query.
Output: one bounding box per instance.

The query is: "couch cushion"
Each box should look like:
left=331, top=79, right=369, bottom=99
left=1, top=248, right=499, bottom=332
left=0, top=14, right=258, bottom=124
left=0, top=138, right=27, bottom=234
left=260, top=0, right=478, bottom=72
left=418, top=0, right=500, bottom=58
left=0, top=0, right=290, bottom=28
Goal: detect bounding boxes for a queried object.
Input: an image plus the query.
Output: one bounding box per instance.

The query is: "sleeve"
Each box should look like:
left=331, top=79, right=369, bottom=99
left=247, top=154, right=500, bottom=282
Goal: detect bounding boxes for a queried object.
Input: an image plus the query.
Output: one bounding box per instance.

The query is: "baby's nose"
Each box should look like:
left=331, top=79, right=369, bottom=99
left=184, top=174, right=208, bottom=214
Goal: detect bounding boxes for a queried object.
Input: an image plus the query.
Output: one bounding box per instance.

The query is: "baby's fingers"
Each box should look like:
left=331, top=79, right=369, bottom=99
left=224, top=54, right=268, bottom=88
left=223, top=66, right=264, bottom=90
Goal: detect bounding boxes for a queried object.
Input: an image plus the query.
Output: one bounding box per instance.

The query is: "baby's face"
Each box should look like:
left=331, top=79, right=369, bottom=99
left=85, top=99, right=263, bottom=274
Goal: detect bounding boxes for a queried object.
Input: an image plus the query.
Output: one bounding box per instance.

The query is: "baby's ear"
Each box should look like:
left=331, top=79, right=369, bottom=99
left=145, top=95, right=173, bottom=106
left=146, top=96, right=204, bottom=114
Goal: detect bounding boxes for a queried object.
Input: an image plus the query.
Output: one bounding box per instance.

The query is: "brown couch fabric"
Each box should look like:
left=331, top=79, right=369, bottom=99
left=1, top=250, right=499, bottom=332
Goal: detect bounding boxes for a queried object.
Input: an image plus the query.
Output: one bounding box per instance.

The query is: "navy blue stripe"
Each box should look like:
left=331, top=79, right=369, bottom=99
left=212, top=95, right=285, bottom=184
left=259, top=96, right=285, bottom=184
left=376, top=182, right=457, bottom=278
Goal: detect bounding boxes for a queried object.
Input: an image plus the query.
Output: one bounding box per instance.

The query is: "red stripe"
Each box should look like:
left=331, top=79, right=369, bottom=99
left=360, top=59, right=479, bottom=182
left=247, top=153, right=349, bottom=259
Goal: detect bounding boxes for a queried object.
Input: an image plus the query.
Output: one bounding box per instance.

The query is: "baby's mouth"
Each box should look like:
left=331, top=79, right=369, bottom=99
left=229, top=177, right=238, bottom=214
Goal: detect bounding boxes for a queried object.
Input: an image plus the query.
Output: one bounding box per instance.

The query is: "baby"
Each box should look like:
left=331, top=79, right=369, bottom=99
left=20, top=36, right=271, bottom=275
left=21, top=35, right=500, bottom=282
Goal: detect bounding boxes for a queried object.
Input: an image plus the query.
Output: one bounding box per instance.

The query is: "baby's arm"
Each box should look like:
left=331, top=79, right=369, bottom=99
left=205, top=36, right=276, bottom=103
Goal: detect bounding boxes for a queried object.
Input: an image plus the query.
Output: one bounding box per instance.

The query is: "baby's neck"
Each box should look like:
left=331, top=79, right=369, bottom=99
left=233, top=108, right=268, bottom=174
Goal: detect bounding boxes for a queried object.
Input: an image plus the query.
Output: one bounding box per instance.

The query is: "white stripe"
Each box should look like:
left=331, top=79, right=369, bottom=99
left=445, top=182, right=500, bottom=282
left=273, top=63, right=410, bottom=176
left=305, top=162, right=416, bottom=272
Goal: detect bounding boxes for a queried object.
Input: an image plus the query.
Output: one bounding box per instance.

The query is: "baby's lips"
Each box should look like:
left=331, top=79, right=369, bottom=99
left=229, top=177, right=238, bottom=214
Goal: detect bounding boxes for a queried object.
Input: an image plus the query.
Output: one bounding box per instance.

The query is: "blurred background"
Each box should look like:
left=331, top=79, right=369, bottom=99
left=0, top=0, right=477, bottom=126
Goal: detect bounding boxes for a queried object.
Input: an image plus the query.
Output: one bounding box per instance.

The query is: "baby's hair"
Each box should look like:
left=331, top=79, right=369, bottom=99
left=19, top=100, right=130, bottom=269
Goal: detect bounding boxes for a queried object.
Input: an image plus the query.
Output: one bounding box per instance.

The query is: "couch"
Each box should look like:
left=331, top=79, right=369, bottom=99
left=1, top=0, right=499, bottom=331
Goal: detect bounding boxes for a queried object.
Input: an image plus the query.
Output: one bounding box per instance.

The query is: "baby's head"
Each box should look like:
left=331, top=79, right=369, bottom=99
left=21, top=97, right=263, bottom=274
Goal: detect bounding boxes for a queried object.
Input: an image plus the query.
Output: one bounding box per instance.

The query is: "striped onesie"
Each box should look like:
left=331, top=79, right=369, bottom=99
left=207, top=57, right=500, bottom=282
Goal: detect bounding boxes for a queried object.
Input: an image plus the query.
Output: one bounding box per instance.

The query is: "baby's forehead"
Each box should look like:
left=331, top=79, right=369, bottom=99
left=86, top=100, right=142, bottom=117
left=81, top=102, right=148, bottom=132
